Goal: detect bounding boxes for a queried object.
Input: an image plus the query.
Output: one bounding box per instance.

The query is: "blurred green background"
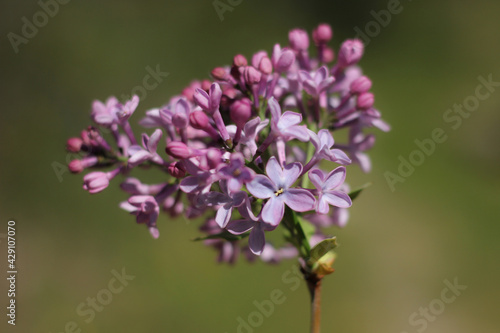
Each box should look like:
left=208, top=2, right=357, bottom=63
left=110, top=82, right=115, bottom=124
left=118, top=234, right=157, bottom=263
left=1, top=0, right=499, bottom=332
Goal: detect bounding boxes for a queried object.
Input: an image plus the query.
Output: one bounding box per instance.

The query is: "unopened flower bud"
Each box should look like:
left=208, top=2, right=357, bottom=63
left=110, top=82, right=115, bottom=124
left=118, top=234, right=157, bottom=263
left=68, top=156, right=98, bottom=174
left=251, top=51, right=267, bottom=69
left=350, top=76, right=372, bottom=94
left=244, top=66, right=262, bottom=84
left=230, top=98, right=252, bottom=128
left=168, top=162, right=186, bottom=178
left=211, top=67, right=228, bottom=81
left=83, top=171, right=110, bottom=194
left=289, top=29, right=310, bottom=51
left=258, top=56, right=273, bottom=75
left=313, top=24, right=333, bottom=44
left=189, top=110, right=210, bottom=130
left=165, top=141, right=191, bottom=159
left=337, top=39, right=364, bottom=68
left=275, top=49, right=295, bottom=73
left=357, top=92, right=375, bottom=109
left=233, top=54, right=248, bottom=67
left=66, top=137, right=83, bottom=152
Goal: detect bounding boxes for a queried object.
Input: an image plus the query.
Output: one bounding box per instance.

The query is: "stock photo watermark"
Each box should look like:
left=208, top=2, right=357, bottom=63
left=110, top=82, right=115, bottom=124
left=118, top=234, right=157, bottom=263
left=213, top=0, right=244, bottom=21
left=50, top=267, right=135, bottom=333
left=7, top=0, right=72, bottom=54
left=354, top=0, right=413, bottom=46
left=385, top=74, right=499, bottom=191
left=120, top=65, right=169, bottom=102
left=225, top=263, right=303, bottom=333
left=400, top=277, right=467, bottom=333
left=4, top=221, right=17, bottom=326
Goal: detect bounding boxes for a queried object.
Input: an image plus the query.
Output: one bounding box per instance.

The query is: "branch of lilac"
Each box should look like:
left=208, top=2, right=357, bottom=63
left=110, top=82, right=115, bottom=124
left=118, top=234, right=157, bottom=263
left=65, top=23, right=389, bottom=332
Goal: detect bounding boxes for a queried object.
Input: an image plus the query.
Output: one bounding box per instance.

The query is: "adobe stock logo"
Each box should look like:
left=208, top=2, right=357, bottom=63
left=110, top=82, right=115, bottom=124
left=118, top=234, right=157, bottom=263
left=385, top=74, right=499, bottom=192
left=400, top=277, right=467, bottom=333
left=7, top=0, right=72, bottom=54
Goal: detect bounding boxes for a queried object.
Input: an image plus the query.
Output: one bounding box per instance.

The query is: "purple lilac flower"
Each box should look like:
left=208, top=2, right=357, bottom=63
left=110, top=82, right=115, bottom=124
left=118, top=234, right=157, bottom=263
left=66, top=23, right=389, bottom=263
left=203, top=180, right=247, bottom=228
left=309, top=167, right=352, bottom=214
left=246, top=157, right=315, bottom=226
left=120, top=195, right=160, bottom=238
left=218, top=153, right=255, bottom=192
left=298, top=66, right=335, bottom=97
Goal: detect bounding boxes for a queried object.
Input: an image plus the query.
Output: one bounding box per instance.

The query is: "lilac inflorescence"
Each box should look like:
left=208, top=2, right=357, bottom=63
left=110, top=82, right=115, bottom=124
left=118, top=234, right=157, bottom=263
left=65, top=24, right=389, bottom=264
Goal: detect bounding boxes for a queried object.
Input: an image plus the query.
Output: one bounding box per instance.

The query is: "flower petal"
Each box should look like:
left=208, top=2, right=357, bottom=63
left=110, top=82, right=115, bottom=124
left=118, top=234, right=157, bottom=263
left=265, top=157, right=283, bottom=187
left=283, top=188, right=316, bottom=212
left=248, top=223, right=266, bottom=255
left=308, top=169, right=326, bottom=190
left=215, top=205, right=233, bottom=228
left=226, top=219, right=255, bottom=235
left=147, top=129, right=163, bottom=153
left=278, top=111, right=302, bottom=130
left=282, top=162, right=302, bottom=188
left=268, top=97, right=282, bottom=124
left=261, top=198, right=285, bottom=226
left=316, top=196, right=330, bottom=214
left=322, top=191, right=352, bottom=208
left=323, top=166, right=346, bottom=190
left=280, top=125, right=310, bottom=142
left=246, top=175, right=275, bottom=199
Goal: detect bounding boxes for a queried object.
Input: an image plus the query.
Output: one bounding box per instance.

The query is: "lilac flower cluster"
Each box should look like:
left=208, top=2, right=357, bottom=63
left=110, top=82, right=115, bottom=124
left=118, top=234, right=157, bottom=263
left=66, top=24, right=388, bottom=264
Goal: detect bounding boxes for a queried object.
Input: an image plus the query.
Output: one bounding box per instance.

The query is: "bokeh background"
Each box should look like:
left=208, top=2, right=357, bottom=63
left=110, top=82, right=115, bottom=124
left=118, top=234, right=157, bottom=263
left=1, top=0, right=499, bottom=332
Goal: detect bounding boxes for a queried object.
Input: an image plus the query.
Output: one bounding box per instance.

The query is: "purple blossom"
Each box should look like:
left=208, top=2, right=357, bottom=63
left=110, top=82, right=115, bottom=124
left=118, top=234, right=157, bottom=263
left=82, top=168, right=120, bottom=194
left=298, top=66, right=335, bottom=97
left=246, top=157, right=316, bottom=226
left=308, top=167, right=352, bottom=214
left=120, top=195, right=160, bottom=238
left=218, top=153, right=255, bottom=192
left=268, top=97, right=309, bottom=142
left=203, top=180, right=247, bottom=228
left=128, top=129, right=164, bottom=167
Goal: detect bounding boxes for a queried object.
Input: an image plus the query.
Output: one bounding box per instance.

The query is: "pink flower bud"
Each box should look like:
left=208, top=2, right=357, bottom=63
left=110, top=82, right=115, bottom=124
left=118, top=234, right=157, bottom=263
left=258, top=56, right=273, bottom=75
left=69, top=156, right=98, bottom=174
left=357, top=92, right=375, bottom=109
left=233, top=54, right=248, bottom=67
left=68, top=159, right=84, bottom=174
left=350, top=76, right=372, bottom=94
left=211, top=67, right=228, bottom=81
left=275, top=49, right=295, bottom=73
left=337, top=39, right=364, bottom=68
left=165, top=141, right=191, bottom=159
left=244, top=66, right=262, bottom=84
left=66, top=137, right=83, bottom=152
left=289, top=29, right=310, bottom=51
left=189, top=110, right=210, bottom=130
left=83, top=171, right=110, bottom=194
left=230, top=98, right=252, bottom=129
left=168, top=162, right=186, bottom=178
left=251, top=51, right=268, bottom=68
left=313, top=24, right=333, bottom=44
